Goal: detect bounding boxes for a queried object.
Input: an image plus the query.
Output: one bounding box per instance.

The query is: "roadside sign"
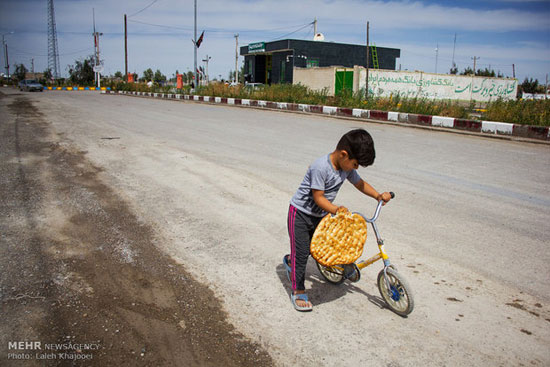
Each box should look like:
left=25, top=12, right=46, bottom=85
left=248, top=42, right=265, bottom=53
left=93, top=65, right=104, bottom=73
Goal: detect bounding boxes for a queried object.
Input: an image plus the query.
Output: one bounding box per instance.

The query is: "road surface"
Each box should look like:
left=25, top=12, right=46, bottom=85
left=1, top=88, right=549, bottom=366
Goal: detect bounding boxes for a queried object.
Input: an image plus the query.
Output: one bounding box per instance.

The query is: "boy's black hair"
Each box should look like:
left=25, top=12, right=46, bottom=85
left=336, top=129, right=375, bottom=167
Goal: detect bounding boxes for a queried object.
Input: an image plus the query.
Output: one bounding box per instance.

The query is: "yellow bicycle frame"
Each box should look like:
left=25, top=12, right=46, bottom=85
left=356, top=243, right=388, bottom=270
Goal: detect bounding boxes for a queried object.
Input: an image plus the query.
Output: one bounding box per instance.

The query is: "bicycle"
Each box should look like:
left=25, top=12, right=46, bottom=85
left=316, top=192, right=414, bottom=317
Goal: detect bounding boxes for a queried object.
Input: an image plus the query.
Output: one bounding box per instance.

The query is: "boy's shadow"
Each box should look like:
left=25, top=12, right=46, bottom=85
left=276, top=258, right=387, bottom=309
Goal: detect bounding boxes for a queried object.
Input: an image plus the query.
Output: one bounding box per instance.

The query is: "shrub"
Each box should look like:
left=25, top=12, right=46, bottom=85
left=483, top=99, right=550, bottom=126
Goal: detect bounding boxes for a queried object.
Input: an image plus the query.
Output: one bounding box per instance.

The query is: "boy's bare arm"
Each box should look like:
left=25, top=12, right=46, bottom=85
left=312, top=190, right=347, bottom=215
left=354, top=179, right=392, bottom=204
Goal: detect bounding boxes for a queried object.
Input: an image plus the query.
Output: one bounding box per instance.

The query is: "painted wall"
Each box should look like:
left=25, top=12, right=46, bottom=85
left=293, top=66, right=518, bottom=102
left=360, top=69, right=517, bottom=102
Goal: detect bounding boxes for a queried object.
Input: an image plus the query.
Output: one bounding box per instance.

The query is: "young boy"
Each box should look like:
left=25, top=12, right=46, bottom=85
left=284, top=129, right=392, bottom=311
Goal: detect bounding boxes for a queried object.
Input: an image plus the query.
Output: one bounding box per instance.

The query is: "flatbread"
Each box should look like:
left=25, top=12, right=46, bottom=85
left=310, top=211, right=367, bottom=266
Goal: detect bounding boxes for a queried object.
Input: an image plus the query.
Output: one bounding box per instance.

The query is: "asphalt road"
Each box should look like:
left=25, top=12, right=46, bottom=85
left=4, top=88, right=549, bottom=366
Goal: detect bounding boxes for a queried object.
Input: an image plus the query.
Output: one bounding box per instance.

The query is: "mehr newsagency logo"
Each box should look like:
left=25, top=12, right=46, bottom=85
left=7, top=340, right=100, bottom=361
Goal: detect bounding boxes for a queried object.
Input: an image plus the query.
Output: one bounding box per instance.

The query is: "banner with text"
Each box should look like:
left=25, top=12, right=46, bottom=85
left=358, top=70, right=517, bottom=102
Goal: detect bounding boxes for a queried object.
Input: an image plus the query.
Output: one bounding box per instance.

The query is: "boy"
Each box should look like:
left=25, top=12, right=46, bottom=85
left=284, top=129, right=392, bottom=311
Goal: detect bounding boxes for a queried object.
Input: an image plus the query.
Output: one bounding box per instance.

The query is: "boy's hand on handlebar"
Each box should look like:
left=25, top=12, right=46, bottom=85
left=377, top=192, right=392, bottom=205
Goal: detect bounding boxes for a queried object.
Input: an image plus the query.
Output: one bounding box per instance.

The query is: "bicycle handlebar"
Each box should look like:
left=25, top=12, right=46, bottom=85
left=358, top=191, right=395, bottom=223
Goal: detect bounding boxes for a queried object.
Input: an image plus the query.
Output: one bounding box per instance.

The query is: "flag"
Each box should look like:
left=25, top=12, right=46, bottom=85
left=196, top=31, right=204, bottom=48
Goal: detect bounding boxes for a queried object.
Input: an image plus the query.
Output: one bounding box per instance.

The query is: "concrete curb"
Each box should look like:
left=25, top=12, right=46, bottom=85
left=45, top=86, right=111, bottom=91
left=102, top=90, right=550, bottom=142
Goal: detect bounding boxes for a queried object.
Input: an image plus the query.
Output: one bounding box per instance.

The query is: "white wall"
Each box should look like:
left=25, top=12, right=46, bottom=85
left=359, top=69, right=517, bottom=102
left=293, top=67, right=336, bottom=96
left=293, top=66, right=518, bottom=102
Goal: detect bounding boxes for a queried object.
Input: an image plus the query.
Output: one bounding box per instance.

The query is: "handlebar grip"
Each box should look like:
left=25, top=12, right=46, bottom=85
left=390, top=192, right=395, bottom=199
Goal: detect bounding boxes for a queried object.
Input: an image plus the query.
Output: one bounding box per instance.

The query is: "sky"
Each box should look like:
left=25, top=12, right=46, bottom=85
left=0, top=0, right=549, bottom=83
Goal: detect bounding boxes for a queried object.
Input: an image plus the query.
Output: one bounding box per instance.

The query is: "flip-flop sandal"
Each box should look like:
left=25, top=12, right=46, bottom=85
left=291, top=293, right=313, bottom=312
left=283, top=254, right=291, bottom=282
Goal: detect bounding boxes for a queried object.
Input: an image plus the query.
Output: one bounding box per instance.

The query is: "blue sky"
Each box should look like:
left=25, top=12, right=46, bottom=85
left=0, top=0, right=548, bottom=83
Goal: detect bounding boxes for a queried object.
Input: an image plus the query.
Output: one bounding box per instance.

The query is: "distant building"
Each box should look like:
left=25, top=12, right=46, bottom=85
left=25, top=72, right=44, bottom=80
left=240, top=39, right=400, bottom=85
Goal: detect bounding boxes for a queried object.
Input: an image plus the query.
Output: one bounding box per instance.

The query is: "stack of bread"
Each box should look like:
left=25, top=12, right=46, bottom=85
left=310, top=210, right=367, bottom=266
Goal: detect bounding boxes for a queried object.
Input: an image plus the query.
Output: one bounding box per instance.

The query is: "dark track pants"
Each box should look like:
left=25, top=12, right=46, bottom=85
left=287, top=205, right=322, bottom=291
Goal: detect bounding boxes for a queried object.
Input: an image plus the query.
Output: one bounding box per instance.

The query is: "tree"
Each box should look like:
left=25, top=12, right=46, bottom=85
left=460, top=67, right=474, bottom=76
left=142, top=68, right=153, bottom=82
left=67, top=55, right=94, bottom=85
left=114, top=71, right=123, bottom=79
left=239, top=64, right=245, bottom=83
left=475, top=68, right=495, bottom=77
left=449, top=66, right=458, bottom=75
left=43, top=68, right=52, bottom=82
left=520, top=78, right=539, bottom=94
left=153, top=69, right=166, bottom=83
left=14, top=63, right=28, bottom=81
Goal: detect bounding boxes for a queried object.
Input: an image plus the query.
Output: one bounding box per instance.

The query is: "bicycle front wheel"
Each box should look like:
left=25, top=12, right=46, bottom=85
left=377, top=267, right=414, bottom=316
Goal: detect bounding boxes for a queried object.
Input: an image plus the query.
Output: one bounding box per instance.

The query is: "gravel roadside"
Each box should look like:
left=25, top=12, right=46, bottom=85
left=0, top=91, right=273, bottom=366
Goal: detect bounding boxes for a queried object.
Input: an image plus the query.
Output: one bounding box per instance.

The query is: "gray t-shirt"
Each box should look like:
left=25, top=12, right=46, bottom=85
left=290, top=154, right=362, bottom=217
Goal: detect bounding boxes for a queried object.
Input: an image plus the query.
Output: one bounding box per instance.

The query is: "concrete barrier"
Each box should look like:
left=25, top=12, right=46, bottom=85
left=432, top=116, right=455, bottom=128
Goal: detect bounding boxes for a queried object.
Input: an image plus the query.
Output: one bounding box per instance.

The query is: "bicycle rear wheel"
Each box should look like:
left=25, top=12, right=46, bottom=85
left=316, top=262, right=345, bottom=285
left=377, top=267, right=414, bottom=316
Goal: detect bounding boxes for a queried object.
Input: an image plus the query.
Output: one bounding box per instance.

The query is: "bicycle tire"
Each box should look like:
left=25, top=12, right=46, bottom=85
left=316, top=261, right=345, bottom=285
left=377, top=267, right=414, bottom=317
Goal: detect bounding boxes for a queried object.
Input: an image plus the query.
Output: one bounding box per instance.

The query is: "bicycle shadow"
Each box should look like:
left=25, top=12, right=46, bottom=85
left=276, top=258, right=387, bottom=310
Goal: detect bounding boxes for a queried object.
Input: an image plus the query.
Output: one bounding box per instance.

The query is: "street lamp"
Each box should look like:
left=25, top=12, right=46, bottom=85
left=2, top=31, right=14, bottom=79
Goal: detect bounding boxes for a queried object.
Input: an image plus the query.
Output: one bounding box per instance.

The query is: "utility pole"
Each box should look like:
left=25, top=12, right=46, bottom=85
left=4, top=43, right=8, bottom=79
left=31, top=58, right=34, bottom=78
left=2, top=31, right=14, bottom=79
left=451, top=33, right=457, bottom=72
left=124, top=14, right=128, bottom=80
left=512, top=64, right=516, bottom=79
left=202, top=55, right=211, bottom=84
left=365, top=21, right=369, bottom=98
left=435, top=43, right=439, bottom=74
left=471, top=56, right=479, bottom=75
left=545, top=73, right=548, bottom=100
left=314, top=17, right=317, bottom=36
left=92, top=9, right=103, bottom=88
left=234, top=34, right=239, bottom=84
left=194, top=0, right=198, bottom=89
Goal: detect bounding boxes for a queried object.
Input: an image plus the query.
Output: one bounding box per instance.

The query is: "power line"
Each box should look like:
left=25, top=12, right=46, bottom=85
left=127, top=18, right=314, bottom=36
left=128, top=19, right=191, bottom=31
left=270, top=22, right=314, bottom=41
left=128, top=0, right=160, bottom=18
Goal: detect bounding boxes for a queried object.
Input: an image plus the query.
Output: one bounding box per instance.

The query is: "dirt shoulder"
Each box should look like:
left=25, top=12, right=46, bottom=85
left=0, top=92, right=273, bottom=366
